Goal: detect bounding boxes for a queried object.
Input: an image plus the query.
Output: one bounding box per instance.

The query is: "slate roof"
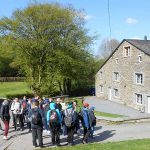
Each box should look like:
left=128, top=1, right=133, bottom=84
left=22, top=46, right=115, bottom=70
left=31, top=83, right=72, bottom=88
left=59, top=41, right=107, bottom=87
left=126, top=39, right=150, bottom=56
left=97, top=39, right=150, bottom=72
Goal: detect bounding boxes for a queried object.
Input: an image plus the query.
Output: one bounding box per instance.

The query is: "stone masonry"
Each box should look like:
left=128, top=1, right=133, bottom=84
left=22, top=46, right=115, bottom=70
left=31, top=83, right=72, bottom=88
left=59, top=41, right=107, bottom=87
left=95, top=39, right=150, bottom=113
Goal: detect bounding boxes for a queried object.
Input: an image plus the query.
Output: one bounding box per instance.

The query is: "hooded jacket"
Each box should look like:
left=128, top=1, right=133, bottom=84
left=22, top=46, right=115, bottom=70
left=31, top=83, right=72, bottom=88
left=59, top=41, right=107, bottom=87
left=47, top=102, right=62, bottom=125
left=81, top=107, right=90, bottom=129
left=64, top=103, right=77, bottom=127
left=0, top=100, right=10, bottom=121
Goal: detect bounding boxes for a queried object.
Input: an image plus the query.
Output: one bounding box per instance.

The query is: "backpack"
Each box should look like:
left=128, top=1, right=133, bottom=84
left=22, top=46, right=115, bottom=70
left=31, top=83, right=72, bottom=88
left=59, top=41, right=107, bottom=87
left=49, top=110, right=59, bottom=125
left=31, top=109, right=42, bottom=125
left=89, top=111, right=96, bottom=126
left=22, top=101, right=27, bottom=110
left=64, top=109, right=74, bottom=127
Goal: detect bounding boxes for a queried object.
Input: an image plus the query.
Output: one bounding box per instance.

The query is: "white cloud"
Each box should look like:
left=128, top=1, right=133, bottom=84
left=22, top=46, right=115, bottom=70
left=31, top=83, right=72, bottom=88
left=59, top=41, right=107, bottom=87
left=126, top=17, right=138, bottom=25
left=84, top=15, right=94, bottom=20
left=131, top=37, right=141, bottom=39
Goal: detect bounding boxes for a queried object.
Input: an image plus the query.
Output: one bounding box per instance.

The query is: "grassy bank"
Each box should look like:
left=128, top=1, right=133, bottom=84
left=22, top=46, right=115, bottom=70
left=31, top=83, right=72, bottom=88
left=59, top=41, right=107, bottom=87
left=0, top=82, right=32, bottom=98
left=42, top=139, right=150, bottom=150
left=94, top=111, right=124, bottom=118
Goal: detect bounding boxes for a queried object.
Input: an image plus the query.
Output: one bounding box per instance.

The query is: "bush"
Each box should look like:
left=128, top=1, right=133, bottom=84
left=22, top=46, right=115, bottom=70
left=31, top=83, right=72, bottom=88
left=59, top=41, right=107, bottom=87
left=6, top=93, right=34, bottom=99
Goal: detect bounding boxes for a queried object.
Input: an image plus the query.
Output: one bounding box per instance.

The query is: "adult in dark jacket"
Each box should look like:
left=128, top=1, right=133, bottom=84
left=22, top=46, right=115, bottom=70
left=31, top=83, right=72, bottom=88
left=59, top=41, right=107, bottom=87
left=55, top=98, right=62, bottom=112
left=89, top=106, right=96, bottom=138
left=27, top=98, right=32, bottom=132
left=28, top=100, right=45, bottom=148
left=64, top=102, right=77, bottom=146
left=43, top=99, right=50, bottom=133
left=0, top=100, right=10, bottom=140
left=81, top=102, right=91, bottom=144
left=47, top=102, right=62, bottom=146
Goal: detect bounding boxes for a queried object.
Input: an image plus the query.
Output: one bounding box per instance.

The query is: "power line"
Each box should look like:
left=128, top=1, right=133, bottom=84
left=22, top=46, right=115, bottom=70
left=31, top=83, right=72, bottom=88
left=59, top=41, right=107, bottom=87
left=107, top=0, right=112, bottom=40
left=107, top=0, right=113, bottom=53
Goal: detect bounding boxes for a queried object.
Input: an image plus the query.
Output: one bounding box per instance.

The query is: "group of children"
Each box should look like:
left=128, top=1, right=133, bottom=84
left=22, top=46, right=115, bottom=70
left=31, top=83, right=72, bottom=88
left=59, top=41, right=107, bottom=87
left=0, top=96, right=96, bottom=148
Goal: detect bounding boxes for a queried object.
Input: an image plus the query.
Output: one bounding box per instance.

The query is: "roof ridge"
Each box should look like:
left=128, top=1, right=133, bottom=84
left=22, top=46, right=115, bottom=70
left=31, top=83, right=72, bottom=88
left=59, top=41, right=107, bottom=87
left=125, top=39, right=150, bottom=41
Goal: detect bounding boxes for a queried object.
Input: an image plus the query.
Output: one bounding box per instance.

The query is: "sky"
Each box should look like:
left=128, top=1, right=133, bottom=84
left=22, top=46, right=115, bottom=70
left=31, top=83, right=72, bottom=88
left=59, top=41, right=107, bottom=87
left=0, top=0, right=150, bottom=55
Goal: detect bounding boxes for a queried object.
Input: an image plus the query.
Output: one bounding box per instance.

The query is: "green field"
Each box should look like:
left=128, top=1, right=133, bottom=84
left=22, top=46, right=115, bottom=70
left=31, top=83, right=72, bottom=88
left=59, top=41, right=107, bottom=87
left=94, top=111, right=124, bottom=118
left=41, top=139, right=150, bottom=150
left=0, top=82, right=32, bottom=98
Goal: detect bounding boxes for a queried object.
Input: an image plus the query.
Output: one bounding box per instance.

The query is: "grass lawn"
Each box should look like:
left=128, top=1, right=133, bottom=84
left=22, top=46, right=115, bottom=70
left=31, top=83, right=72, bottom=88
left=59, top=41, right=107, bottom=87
left=94, top=111, right=124, bottom=118
left=41, top=139, right=150, bottom=150
left=71, top=98, right=124, bottom=118
left=0, top=82, right=32, bottom=98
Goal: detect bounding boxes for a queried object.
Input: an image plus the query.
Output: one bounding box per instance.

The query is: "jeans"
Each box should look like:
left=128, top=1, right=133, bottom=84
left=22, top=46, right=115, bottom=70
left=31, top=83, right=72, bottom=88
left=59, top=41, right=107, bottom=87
left=83, top=127, right=91, bottom=142
left=90, top=126, right=95, bottom=137
left=50, top=124, right=61, bottom=145
left=67, top=126, right=75, bottom=144
left=32, top=128, right=43, bottom=147
left=3, top=120, right=9, bottom=136
left=14, top=114, right=24, bottom=130
left=44, top=118, right=49, bottom=130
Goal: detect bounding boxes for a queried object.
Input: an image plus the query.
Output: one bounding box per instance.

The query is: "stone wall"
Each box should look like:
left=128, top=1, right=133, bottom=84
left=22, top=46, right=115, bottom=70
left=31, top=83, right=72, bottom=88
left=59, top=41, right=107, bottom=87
left=95, top=41, right=150, bottom=112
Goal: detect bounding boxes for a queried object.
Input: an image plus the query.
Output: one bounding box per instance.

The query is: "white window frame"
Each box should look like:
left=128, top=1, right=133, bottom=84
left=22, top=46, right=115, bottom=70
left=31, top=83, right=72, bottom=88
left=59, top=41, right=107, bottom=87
left=138, top=55, right=142, bottom=62
left=135, top=73, right=143, bottom=85
left=115, top=58, right=118, bottom=64
left=100, top=85, right=103, bottom=93
left=135, top=93, right=143, bottom=105
left=113, top=72, right=119, bottom=81
left=100, top=71, right=103, bottom=79
left=123, top=46, right=131, bottom=57
left=114, top=88, right=119, bottom=97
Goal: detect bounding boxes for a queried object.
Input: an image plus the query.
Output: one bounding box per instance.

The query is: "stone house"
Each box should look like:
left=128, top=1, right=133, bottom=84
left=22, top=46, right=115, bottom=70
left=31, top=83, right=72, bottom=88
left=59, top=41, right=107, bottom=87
left=95, top=39, right=150, bottom=113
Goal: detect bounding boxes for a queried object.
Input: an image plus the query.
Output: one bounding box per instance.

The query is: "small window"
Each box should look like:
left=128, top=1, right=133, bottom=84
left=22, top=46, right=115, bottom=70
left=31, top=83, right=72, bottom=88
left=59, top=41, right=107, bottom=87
left=114, top=88, right=119, bottom=97
left=100, top=71, right=103, bottom=79
left=138, top=55, right=142, bottom=62
left=115, top=58, right=118, bottom=64
left=124, top=46, right=130, bottom=57
left=135, top=94, right=143, bottom=104
left=100, top=85, right=103, bottom=93
left=113, top=72, right=119, bottom=81
left=135, top=73, right=143, bottom=84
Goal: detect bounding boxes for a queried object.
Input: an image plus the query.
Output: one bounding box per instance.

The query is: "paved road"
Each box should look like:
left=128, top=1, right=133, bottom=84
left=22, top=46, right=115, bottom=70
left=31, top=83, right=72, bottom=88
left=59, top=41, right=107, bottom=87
left=84, top=96, right=150, bottom=117
left=1, top=121, right=150, bottom=150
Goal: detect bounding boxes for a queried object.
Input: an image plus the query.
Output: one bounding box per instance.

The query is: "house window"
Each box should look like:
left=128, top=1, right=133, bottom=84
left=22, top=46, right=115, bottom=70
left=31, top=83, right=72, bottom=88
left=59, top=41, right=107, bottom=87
left=138, top=55, right=142, bottom=62
left=100, top=85, right=103, bottom=93
left=115, top=58, right=118, bottom=64
left=135, top=94, right=143, bottom=104
left=135, top=73, right=143, bottom=84
left=124, top=46, right=130, bottom=57
left=100, top=71, right=103, bottom=79
left=114, top=88, right=119, bottom=97
left=113, top=72, right=119, bottom=81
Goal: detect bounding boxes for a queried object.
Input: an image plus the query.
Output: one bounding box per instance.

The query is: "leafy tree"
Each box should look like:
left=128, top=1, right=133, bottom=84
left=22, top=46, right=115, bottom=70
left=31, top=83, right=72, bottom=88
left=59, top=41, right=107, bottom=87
left=99, top=38, right=119, bottom=58
left=0, top=3, right=95, bottom=95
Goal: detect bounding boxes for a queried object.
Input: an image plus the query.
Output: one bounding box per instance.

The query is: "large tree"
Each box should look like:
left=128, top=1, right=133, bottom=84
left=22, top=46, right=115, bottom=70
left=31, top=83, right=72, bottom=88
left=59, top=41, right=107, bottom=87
left=99, top=38, right=119, bottom=58
left=0, top=3, right=95, bottom=95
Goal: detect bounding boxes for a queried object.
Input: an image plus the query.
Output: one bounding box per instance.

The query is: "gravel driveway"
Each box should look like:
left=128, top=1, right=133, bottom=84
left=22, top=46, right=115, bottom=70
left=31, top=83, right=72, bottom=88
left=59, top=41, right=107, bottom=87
left=84, top=96, right=150, bottom=117
left=1, top=121, right=150, bottom=150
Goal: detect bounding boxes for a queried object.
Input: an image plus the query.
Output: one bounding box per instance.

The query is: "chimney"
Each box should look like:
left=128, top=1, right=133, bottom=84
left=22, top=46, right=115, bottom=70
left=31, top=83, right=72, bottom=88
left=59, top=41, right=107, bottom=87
left=144, top=35, right=147, bottom=40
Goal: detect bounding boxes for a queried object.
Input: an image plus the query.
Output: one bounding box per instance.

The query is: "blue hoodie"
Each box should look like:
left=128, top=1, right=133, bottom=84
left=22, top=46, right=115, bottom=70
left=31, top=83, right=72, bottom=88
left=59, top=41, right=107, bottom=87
left=81, top=107, right=90, bottom=128
left=47, top=102, right=62, bottom=125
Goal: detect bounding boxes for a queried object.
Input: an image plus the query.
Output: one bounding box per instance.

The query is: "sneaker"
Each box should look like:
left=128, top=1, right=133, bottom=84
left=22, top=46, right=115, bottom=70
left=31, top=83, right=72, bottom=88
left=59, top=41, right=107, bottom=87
left=68, top=143, right=74, bottom=146
left=47, top=130, right=51, bottom=134
left=56, top=143, right=61, bottom=146
left=3, top=136, right=8, bottom=140
left=82, top=140, right=87, bottom=144
left=43, top=129, right=47, bottom=133
left=0, top=130, right=3, bottom=135
left=77, top=130, right=82, bottom=136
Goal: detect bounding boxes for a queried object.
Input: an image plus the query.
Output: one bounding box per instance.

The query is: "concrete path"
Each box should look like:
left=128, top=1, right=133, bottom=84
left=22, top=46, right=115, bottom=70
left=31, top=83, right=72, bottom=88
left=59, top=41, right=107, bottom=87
left=1, top=122, right=150, bottom=150
left=84, top=96, right=150, bottom=118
